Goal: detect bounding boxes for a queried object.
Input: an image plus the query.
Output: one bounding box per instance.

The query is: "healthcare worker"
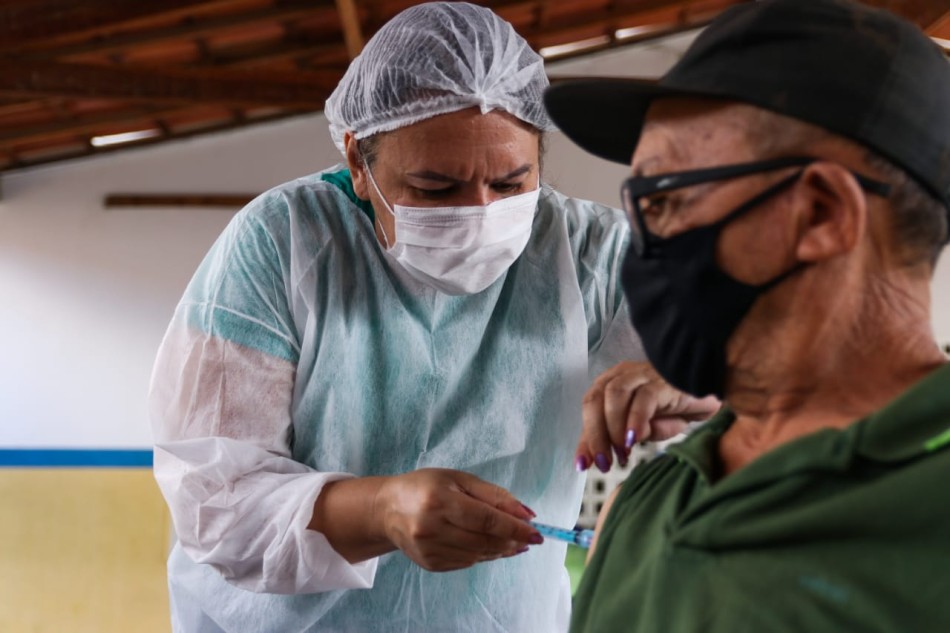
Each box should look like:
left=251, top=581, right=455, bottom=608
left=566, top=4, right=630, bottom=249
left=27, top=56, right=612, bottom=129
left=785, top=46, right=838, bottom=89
left=150, top=3, right=716, bottom=632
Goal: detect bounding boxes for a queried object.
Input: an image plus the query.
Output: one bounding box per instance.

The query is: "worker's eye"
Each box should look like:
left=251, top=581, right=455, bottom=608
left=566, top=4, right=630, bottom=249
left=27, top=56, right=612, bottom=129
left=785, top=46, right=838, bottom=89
left=412, top=187, right=455, bottom=200
left=492, top=181, right=523, bottom=194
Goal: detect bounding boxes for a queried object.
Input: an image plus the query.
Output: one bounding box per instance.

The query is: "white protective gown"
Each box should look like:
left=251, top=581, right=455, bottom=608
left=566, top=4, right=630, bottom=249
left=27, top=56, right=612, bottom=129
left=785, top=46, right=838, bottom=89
left=150, top=166, right=643, bottom=633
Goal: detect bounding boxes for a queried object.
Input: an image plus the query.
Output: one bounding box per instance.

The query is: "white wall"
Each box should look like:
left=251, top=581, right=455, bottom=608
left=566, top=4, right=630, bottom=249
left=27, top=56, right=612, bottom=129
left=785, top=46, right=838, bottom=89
left=2, top=31, right=948, bottom=448
left=0, top=114, right=339, bottom=446
left=936, top=265, right=950, bottom=348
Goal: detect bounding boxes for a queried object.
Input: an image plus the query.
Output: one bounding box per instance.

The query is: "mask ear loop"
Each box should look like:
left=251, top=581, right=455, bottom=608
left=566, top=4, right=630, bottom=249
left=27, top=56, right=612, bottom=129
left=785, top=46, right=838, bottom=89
left=362, top=160, right=395, bottom=249
left=714, top=170, right=808, bottom=292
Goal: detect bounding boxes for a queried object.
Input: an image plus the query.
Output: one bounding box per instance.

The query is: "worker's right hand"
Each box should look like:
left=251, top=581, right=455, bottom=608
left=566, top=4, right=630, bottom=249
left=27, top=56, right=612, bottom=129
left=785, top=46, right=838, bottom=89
left=578, top=361, right=720, bottom=473
left=374, top=468, right=542, bottom=572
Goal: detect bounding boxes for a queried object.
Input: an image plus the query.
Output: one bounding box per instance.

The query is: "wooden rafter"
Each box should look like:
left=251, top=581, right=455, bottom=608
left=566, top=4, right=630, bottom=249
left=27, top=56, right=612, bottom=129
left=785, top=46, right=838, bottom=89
left=523, top=0, right=739, bottom=49
left=859, top=0, right=950, bottom=30
left=0, top=106, right=189, bottom=151
left=0, top=98, right=60, bottom=119
left=0, top=0, right=252, bottom=53
left=335, top=0, right=365, bottom=59
left=0, top=61, right=336, bottom=106
left=104, top=194, right=257, bottom=208
left=927, top=9, right=950, bottom=38
left=2, top=107, right=305, bottom=171
left=200, top=40, right=347, bottom=70
left=2, top=0, right=943, bottom=175
left=22, top=1, right=329, bottom=62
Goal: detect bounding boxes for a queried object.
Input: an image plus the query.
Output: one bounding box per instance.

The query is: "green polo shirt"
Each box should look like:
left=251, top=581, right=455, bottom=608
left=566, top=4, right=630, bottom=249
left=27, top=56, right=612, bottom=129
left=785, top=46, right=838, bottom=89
left=571, top=363, right=950, bottom=633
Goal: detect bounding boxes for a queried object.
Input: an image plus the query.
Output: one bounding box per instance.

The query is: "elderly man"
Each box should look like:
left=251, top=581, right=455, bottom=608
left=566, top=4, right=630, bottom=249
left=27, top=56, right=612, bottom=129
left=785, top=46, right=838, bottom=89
left=545, top=0, right=950, bottom=631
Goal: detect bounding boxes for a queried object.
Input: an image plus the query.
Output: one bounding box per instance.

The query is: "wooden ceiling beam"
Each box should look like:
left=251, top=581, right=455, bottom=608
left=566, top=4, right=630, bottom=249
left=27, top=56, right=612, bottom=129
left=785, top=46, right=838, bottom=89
left=584, top=0, right=736, bottom=16
left=0, top=106, right=187, bottom=150
left=524, top=0, right=740, bottom=48
left=926, top=9, right=950, bottom=38
left=0, top=108, right=306, bottom=173
left=204, top=40, right=348, bottom=70
left=0, top=97, right=60, bottom=119
left=0, top=60, right=336, bottom=106
left=0, top=0, right=249, bottom=53
left=544, top=17, right=715, bottom=62
left=22, top=1, right=330, bottom=61
left=0, top=35, right=348, bottom=151
left=335, top=0, right=364, bottom=59
left=104, top=194, right=257, bottom=208
left=488, top=1, right=546, bottom=15
left=859, top=0, right=949, bottom=30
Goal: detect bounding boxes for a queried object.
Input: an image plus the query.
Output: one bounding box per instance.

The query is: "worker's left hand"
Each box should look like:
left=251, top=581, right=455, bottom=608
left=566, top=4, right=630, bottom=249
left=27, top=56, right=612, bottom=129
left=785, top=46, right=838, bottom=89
left=577, top=361, right=720, bottom=473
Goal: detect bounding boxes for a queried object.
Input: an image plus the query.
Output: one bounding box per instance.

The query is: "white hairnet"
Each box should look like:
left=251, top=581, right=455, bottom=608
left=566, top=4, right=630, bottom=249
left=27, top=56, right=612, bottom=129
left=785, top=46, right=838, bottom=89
left=324, top=1, right=555, bottom=154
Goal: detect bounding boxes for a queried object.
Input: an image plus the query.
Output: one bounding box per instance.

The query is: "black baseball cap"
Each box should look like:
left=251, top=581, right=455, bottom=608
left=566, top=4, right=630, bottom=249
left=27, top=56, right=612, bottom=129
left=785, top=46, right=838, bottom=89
left=544, top=0, right=950, bottom=213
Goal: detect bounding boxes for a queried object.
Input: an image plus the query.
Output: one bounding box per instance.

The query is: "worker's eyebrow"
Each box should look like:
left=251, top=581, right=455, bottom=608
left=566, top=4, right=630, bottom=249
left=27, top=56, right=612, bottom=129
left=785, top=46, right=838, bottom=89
left=495, top=164, right=532, bottom=181
left=406, top=164, right=533, bottom=183
left=405, top=170, right=461, bottom=183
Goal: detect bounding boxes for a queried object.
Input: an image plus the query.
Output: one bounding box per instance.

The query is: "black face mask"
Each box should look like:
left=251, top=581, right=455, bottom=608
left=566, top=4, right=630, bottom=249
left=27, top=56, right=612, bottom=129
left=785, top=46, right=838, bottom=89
left=619, top=156, right=892, bottom=399
left=620, top=172, right=804, bottom=398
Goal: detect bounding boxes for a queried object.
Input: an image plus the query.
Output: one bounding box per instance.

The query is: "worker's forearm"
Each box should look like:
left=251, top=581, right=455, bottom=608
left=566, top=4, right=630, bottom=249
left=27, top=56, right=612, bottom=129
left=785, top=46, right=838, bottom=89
left=308, top=476, right=396, bottom=564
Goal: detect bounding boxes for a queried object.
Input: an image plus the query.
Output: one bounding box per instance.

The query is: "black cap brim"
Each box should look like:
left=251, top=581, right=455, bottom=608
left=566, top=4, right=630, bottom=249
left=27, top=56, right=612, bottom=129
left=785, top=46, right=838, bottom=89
left=546, top=0, right=950, bottom=218
left=545, top=78, right=706, bottom=166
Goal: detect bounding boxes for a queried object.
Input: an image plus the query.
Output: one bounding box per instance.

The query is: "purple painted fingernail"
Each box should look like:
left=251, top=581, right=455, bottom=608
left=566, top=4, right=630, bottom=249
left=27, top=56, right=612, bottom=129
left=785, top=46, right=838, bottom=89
left=613, top=445, right=628, bottom=466
left=595, top=453, right=610, bottom=473
left=528, top=532, right=544, bottom=545
left=575, top=455, right=589, bottom=472
left=521, top=503, right=537, bottom=518
left=625, top=429, right=637, bottom=449
left=516, top=546, right=530, bottom=555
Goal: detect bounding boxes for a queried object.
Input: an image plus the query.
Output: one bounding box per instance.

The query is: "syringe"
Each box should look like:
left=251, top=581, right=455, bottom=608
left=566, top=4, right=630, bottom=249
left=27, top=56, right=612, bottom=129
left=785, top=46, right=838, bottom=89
left=529, top=521, right=595, bottom=549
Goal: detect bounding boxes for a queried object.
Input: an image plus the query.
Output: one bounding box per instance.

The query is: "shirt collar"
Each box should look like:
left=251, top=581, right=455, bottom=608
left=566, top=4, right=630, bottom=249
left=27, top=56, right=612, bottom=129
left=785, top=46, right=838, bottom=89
left=852, top=362, right=950, bottom=462
left=668, top=362, right=950, bottom=480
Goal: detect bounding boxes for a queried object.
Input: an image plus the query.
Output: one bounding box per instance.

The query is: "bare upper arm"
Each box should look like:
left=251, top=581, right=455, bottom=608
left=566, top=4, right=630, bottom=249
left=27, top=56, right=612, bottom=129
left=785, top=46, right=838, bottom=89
left=586, top=482, right=623, bottom=564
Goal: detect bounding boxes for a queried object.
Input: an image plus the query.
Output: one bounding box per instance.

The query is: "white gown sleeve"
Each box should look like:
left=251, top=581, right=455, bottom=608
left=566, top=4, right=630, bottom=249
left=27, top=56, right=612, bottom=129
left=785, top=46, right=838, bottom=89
left=149, top=196, right=378, bottom=595
left=150, top=319, right=378, bottom=594
left=554, top=191, right=646, bottom=374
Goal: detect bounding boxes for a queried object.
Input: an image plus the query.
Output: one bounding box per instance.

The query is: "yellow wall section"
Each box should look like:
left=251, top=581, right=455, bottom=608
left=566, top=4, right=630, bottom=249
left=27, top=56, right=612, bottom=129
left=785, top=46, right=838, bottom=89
left=0, top=468, right=171, bottom=633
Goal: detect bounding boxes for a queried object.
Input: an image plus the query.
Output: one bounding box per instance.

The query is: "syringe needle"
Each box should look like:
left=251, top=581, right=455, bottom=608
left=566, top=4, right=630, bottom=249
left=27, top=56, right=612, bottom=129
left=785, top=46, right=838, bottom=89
left=529, top=521, right=595, bottom=549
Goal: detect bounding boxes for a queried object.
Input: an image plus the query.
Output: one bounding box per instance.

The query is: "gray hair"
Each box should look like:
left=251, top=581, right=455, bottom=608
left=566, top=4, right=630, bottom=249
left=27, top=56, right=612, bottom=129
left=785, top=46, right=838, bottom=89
left=745, top=108, right=947, bottom=269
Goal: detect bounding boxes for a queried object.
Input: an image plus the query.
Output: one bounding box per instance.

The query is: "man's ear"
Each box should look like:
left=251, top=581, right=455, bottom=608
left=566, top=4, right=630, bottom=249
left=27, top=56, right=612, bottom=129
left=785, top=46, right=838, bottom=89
left=344, top=131, right=370, bottom=201
left=792, top=162, right=867, bottom=263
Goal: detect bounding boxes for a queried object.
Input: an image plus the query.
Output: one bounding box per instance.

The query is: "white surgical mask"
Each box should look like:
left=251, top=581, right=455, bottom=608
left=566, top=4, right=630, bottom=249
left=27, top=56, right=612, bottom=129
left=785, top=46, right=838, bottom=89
left=364, top=165, right=540, bottom=295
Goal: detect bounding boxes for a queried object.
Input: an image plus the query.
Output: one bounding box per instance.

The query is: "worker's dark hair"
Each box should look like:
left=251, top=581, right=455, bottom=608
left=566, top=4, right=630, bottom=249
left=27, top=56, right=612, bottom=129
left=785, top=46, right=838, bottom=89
left=356, top=134, right=384, bottom=169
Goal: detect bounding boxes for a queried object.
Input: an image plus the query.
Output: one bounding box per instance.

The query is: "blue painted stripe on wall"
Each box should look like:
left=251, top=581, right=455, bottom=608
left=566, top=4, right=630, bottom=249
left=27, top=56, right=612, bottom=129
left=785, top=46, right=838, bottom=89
left=0, top=449, right=153, bottom=468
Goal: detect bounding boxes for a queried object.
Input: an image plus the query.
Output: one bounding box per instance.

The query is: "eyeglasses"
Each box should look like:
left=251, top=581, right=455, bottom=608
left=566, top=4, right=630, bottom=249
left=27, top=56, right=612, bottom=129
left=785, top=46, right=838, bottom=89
left=621, top=156, right=892, bottom=258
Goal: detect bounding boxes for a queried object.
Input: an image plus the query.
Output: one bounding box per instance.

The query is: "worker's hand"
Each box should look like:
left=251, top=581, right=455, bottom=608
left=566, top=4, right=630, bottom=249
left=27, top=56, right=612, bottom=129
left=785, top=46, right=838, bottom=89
left=374, top=468, right=542, bottom=572
left=577, top=361, right=720, bottom=473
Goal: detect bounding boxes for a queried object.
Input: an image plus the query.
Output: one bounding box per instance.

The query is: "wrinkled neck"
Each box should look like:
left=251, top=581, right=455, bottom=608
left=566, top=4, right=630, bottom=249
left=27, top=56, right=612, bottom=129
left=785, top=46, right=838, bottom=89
left=723, top=266, right=945, bottom=450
